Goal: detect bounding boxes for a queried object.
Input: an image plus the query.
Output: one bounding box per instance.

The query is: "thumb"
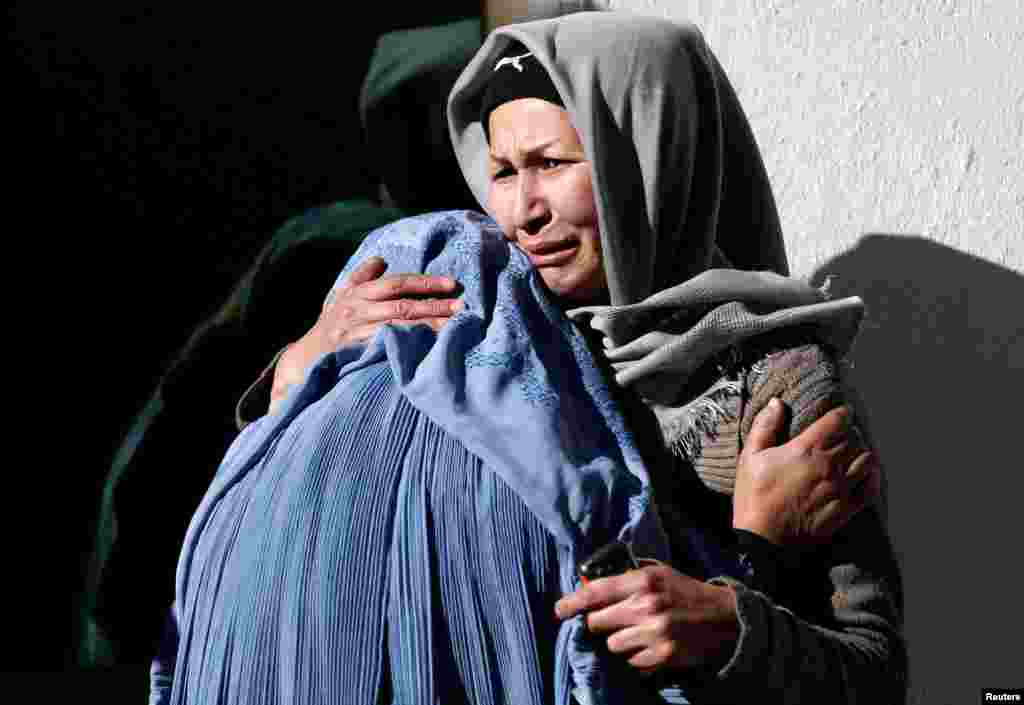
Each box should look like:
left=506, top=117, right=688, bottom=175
left=744, top=398, right=785, bottom=455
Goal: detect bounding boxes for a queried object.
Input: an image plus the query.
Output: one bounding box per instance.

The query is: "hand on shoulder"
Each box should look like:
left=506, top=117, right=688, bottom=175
left=733, top=398, right=881, bottom=545
left=270, top=256, right=463, bottom=412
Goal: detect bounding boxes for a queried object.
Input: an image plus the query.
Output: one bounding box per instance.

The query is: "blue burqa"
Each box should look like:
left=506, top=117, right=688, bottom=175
left=155, top=211, right=673, bottom=705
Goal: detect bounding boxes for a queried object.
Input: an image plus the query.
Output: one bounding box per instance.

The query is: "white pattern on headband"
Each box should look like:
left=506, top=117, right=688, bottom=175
left=494, top=52, right=534, bottom=72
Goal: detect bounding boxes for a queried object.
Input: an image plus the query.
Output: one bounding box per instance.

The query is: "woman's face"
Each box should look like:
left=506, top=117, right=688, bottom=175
left=486, top=98, right=607, bottom=306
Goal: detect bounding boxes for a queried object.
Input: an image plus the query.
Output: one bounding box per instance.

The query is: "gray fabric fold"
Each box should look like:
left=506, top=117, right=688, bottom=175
left=568, top=269, right=864, bottom=432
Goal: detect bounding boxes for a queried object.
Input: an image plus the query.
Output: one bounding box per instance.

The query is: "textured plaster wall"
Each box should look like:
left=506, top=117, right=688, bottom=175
left=594, top=1, right=1023, bottom=703
left=608, top=0, right=1023, bottom=275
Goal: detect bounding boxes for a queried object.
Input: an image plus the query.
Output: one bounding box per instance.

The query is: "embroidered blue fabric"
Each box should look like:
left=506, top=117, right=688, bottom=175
left=159, top=211, right=687, bottom=704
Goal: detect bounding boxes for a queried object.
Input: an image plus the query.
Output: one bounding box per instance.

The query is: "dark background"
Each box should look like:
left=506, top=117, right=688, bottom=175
left=811, top=236, right=1024, bottom=705
left=9, top=1, right=476, bottom=694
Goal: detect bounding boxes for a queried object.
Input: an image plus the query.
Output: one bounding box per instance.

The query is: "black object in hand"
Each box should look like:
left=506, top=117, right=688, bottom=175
left=578, top=540, right=639, bottom=584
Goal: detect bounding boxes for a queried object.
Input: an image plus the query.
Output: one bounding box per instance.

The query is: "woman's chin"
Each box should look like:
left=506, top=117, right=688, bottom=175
left=539, top=270, right=608, bottom=308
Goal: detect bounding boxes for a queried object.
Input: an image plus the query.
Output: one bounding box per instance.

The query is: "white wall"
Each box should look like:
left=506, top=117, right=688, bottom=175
left=562, top=0, right=1024, bottom=702
left=608, top=0, right=1023, bottom=276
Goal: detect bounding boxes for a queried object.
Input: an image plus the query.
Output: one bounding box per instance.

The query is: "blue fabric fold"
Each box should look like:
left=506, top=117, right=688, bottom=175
left=170, top=211, right=673, bottom=704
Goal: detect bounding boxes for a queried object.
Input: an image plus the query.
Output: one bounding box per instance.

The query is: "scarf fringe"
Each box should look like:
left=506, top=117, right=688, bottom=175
left=660, top=376, right=742, bottom=461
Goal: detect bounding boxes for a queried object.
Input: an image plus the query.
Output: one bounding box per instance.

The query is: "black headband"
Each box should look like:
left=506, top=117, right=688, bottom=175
left=479, top=44, right=565, bottom=138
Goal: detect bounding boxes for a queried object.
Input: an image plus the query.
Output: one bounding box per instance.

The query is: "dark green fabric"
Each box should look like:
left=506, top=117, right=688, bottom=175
left=361, top=18, right=483, bottom=109
left=360, top=18, right=483, bottom=213
left=80, top=200, right=404, bottom=666
left=80, top=15, right=487, bottom=669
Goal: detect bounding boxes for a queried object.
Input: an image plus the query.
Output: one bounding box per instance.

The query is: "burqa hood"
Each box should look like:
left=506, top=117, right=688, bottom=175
left=448, top=11, right=789, bottom=307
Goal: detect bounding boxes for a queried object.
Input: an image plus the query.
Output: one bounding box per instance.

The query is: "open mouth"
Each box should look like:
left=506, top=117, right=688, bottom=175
left=525, top=240, right=579, bottom=267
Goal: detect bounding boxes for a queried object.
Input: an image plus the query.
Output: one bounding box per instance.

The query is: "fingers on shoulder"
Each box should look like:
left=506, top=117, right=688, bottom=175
left=383, top=298, right=461, bottom=321
left=743, top=398, right=786, bottom=454
left=843, top=450, right=881, bottom=501
left=365, top=273, right=456, bottom=301
left=801, top=406, right=855, bottom=452
left=341, top=256, right=388, bottom=290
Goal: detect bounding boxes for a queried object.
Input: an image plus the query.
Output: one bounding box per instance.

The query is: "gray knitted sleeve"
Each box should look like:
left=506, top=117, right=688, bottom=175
left=708, top=510, right=906, bottom=703
left=701, top=343, right=907, bottom=704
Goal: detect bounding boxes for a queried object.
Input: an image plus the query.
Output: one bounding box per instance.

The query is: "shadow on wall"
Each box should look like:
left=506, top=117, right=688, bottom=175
left=811, top=234, right=1023, bottom=705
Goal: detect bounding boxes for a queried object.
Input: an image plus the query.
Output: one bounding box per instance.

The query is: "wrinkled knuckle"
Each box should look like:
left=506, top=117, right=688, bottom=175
left=575, top=583, right=592, bottom=602
left=651, top=564, right=674, bottom=582
left=745, top=449, right=768, bottom=468
left=393, top=300, right=413, bottom=319
left=745, top=457, right=770, bottom=480
left=796, top=442, right=815, bottom=460
left=637, top=569, right=660, bottom=593
left=827, top=440, right=850, bottom=457
left=411, top=301, right=433, bottom=319
left=635, top=593, right=663, bottom=616
left=651, top=614, right=673, bottom=637
left=576, top=587, right=596, bottom=608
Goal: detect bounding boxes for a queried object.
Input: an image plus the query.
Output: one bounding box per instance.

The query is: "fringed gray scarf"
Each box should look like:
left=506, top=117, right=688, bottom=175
left=569, top=269, right=864, bottom=478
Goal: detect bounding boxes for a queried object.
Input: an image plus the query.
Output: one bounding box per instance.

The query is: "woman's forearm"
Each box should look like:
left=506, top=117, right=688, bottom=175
left=708, top=510, right=906, bottom=704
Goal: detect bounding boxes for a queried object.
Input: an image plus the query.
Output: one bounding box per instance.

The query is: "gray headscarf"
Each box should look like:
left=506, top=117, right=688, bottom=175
left=449, top=12, right=863, bottom=437
left=449, top=11, right=788, bottom=305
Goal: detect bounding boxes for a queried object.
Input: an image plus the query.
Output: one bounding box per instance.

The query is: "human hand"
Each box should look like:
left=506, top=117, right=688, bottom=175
left=269, top=256, right=463, bottom=411
left=733, top=399, right=881, bottom=545
left=554, top=563, right=740, bottom=673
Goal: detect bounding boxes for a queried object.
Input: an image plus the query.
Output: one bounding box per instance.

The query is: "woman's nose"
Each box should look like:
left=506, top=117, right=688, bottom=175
left=514, top=171, right=551, bottom=236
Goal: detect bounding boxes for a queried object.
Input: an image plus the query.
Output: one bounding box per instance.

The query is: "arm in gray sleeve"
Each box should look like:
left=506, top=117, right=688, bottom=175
left=692, top=340, right=905, bottom=703
left=708, top=505, right=906, bottom=704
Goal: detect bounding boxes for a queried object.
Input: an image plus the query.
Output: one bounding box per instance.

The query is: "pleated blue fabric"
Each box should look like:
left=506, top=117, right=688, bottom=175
left=156, top=212, right=675, bottom=705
